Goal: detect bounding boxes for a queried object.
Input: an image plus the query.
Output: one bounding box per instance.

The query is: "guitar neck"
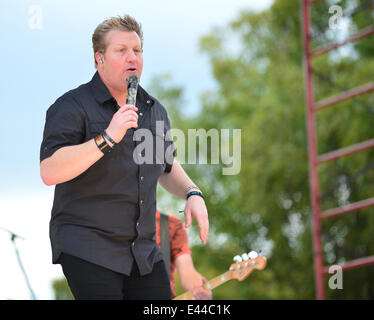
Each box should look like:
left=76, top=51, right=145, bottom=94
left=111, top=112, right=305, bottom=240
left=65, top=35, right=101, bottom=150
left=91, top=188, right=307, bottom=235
left=173, top=271, right=231, bottom=300
left=205, top=270, right=231, bottom=290
left=173, top=255, right=266, bottom=300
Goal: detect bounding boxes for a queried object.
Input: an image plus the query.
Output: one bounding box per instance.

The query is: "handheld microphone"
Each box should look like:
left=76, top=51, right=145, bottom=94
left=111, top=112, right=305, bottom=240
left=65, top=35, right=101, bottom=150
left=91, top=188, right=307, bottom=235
left=126, top=74, right=139, bottom=105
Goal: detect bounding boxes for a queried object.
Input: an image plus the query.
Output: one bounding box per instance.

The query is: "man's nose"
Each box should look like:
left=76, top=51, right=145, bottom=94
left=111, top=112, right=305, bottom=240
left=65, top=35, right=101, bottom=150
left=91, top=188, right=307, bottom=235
left=125, top=49, right=137, bottom=62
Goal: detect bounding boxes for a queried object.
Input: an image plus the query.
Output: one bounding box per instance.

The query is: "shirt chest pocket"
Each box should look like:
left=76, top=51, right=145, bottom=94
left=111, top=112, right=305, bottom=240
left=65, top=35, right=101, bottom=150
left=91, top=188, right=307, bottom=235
left=132, top=126, right=167, bottom=174
left=151, top=125, right=167, bottom=167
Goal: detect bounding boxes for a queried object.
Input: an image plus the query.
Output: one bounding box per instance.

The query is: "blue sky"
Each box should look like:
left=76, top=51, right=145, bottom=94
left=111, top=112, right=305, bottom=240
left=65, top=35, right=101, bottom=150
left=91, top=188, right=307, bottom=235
left=0, top=0, right=272, bottom=300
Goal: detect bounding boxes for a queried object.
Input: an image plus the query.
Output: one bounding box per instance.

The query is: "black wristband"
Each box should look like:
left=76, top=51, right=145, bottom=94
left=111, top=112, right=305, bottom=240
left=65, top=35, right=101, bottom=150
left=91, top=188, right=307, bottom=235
left=103, top=130, right=116, bottom=147
left=185, top=185, right=200, bottom=194
left=186, top=191, right=205, bottom=200
left=94, top=133, right=112, bottom=154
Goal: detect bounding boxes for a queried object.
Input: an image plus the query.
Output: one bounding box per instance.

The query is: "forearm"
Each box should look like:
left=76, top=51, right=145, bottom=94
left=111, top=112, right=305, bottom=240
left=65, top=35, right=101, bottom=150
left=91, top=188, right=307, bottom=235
left=40, top=139, right=104, bottom=185
left=176, top=255, right=202, bottom=291
left=159, top=159, right=209, bottom=244
left=158, top=160, right=198, bottom=199
left=180, top=270, right=202, bottom=292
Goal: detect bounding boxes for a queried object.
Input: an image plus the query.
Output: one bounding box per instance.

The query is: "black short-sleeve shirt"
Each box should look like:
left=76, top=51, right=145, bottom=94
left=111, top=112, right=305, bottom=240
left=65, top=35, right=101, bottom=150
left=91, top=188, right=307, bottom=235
left=40, top=72, right=175, bottom=276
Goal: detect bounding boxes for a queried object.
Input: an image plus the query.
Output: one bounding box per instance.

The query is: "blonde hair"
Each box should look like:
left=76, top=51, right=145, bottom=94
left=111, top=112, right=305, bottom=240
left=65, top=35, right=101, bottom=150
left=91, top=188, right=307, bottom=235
left=92, top=14, right=144, bottom=68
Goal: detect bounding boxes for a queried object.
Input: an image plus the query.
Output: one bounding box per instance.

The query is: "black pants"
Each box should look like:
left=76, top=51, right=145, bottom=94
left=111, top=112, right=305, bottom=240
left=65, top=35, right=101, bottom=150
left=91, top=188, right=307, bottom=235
left=59, top=253, right=171, bottom=300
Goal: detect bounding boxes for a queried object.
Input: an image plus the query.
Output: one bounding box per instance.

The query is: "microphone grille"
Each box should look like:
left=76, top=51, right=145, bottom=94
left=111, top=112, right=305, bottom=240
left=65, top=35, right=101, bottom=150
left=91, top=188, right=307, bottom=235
left=126, top=74, right=139, bottom=85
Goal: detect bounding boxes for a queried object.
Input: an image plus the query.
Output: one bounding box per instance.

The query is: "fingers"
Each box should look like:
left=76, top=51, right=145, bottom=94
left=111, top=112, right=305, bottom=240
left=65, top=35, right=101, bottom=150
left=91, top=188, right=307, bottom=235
left=184, top=209, right=192, bottom=228
left=115, top=109, right=139, bottom=130
left=196, top=213, right=209, bottom=244
left=184, top=198, right=209, bottom=244
left=118, top=104, right=138, bottom=113
left=187, top=212, right=208, bottom=244
left=125, top=121, right=138, bottom=130
left=117, top=110, right=138, bottom=121
left=106, top=105, right=139, bottom=143
left=116, top=105, right=138, bottom=122
left=200, top=228, right=208, bottom=244
left=192, top=288, right=199, bottom=300
left=201, top=223, right=209, bottom=244
left=192, top=286, right=212, bottom=300
left=117, top=112, right=138, bottom=125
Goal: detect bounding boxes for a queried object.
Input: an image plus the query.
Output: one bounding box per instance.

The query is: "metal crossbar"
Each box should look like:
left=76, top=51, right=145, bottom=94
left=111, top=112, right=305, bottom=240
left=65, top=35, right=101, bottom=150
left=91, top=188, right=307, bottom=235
left=312, top=68, right=374, bottom=115
left=301, top=0, right=374, bottom=299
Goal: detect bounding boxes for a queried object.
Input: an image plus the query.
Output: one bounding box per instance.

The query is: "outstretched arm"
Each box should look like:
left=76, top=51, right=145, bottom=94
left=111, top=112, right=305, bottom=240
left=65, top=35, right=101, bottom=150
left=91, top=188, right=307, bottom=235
left=158, top=160, right=209, bottom=244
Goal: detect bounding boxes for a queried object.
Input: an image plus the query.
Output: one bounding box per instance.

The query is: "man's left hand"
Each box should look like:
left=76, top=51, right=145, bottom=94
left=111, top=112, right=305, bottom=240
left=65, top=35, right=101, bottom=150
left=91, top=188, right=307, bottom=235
left=192, top=277, right=212, bottom=300
left=184, top=195, right=209, bottom=244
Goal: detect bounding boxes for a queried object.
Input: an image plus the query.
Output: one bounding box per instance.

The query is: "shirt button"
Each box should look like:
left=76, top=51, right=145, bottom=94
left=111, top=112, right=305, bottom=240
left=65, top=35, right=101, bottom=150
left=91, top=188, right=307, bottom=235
left=136, top=222, right=140, bottom=227
left=139, top=112, right=143, bottom=116
left=140, top=200, right=144, bottom=205
left=146, top=100, right=151, bottom=104
left=132, top=242, right=135, bottom=246
left=140, top=176, right=144, bottom=182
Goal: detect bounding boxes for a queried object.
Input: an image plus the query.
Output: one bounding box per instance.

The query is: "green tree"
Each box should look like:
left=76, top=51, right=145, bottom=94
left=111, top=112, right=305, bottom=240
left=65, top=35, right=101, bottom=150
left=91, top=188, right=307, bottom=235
left=193, top=0, right=374, bottom=299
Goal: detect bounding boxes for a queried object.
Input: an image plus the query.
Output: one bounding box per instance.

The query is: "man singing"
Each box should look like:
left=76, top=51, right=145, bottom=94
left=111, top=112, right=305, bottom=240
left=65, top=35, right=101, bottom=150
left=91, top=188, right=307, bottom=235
left=40, top=14, right=208, bottom=300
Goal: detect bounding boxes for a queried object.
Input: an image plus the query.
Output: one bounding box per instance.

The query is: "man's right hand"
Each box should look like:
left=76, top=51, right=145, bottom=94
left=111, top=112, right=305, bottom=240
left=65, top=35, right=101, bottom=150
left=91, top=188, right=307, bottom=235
left=105, top=104, right=138, bottom=144
left=40, top=105, right=139, bottom=186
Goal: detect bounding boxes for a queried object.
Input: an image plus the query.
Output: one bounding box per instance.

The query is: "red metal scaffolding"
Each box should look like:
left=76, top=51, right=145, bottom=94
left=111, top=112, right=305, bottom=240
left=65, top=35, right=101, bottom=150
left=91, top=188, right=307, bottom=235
left=301, top=0, right=374, bottom=299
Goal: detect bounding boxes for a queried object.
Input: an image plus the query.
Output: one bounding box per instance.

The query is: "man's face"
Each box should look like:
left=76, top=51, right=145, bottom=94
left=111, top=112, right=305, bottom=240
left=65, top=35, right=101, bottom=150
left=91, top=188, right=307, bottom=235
left=98, top=29, right=143, bottom=93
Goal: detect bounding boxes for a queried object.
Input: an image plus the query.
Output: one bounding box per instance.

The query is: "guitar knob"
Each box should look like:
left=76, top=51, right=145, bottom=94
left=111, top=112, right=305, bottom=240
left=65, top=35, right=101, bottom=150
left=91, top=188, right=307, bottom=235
left=233, top=255, right=242, bottom=262
left=242, top=253, right=249, bottom=261
left=248, top=251, right=258, bottom=259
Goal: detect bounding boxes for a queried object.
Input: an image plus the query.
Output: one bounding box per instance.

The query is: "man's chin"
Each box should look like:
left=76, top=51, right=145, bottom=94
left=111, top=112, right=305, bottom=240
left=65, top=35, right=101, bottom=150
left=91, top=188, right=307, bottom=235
left=124, top=70, right=140, bottom=79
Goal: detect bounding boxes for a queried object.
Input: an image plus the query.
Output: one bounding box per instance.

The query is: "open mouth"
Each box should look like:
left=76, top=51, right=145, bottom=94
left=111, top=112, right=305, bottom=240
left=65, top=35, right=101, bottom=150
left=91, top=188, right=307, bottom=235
left=127, top=68, right=137, bottom=72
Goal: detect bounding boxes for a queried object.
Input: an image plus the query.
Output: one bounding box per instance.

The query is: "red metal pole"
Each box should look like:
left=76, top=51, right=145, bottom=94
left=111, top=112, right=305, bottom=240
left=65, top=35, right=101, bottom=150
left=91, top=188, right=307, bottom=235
left=314, top=82, right=374, bottom=111
left=320, top=196, right=374, bottom=220
left=323, top=255, right=374, bottom=274
left=317, top=137, right=374, bottom=164
left=311, top=26, right=374, bottom=57
left=301, top=0, right=325, bottom=300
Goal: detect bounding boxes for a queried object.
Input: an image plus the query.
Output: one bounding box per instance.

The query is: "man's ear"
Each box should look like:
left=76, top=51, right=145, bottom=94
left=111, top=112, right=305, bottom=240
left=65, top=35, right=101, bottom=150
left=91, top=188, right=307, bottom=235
left=94, top=51, right=104, bottom=65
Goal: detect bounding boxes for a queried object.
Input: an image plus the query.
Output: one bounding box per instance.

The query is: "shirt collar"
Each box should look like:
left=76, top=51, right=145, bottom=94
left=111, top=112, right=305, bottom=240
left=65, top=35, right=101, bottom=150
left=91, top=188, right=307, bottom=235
left=90, top=71, right=155, bottom=108
left=90, top=71, right=113, bottom=104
